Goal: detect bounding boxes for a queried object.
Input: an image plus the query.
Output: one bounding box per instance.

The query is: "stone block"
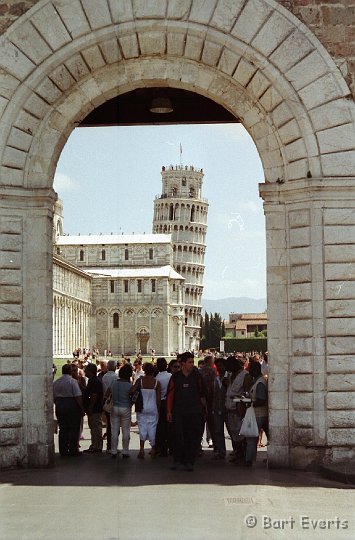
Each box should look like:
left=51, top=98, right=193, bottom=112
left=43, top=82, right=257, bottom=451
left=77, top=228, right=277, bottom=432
left=324, top=208, right=355, bottom=227
left=231, top=0, right=273, bottom=45
left=253, top=11, right=294, bottom=56
left=202, top=40, right=222, bottom=68
left=0, top=427, right=20, bottom=446
left=292, top=392, right=313, bottom=410
left=0, top=95, right=8, bottom=119
left=328, top=374, right=355, bottom=392
left=0, top=373, right=21, bottom=392
left=317, top=124, right=355, bottom=155
left=291, top=428, right=314, bottom=445
left=10, top=20, right=52, bottom=65
left=210, top=0, right=244, bottom=32
left=310, top=99, right=355, bottom=133
left=0, top=337, right=22, bottom=357
left=290, top=264, right=311, bottom=284
left=291, top=319, right=313, bottom=338
left=233, top=58, right=257, bottom=87
left=290, top=283, right=312, bottom=302
left=278, top=119, right=301, bottom=146
left=328, top=411, right=355, bottom=428
left=269, top=409, right=288, bottom=427
left=327, top=356, right=355, bottom=374
left=0, top=39, right=35, bottom=80
left=292, top=374, right=313, bottom=392
left=321, top=150, right=355, bottom=177
left=133, top=0, right=166, bottom=19
left=0, top=304, right=21, bottom=321
left=189, top=0, right=216, bottom=24
left=269, top=426, right=290, bottom=446
left=259, top=85, right=283, bottom=113
left=267, top=265, right=288, bottom=285
left=290, top=356, right=313, bottom=373
left=167, top=31, right=186, bottom=56
left=299, top=72, right=347, bottom=111
left=14, top=109, right=40, bottom=136
left=184, top=34, right=204, bottom=61
left=24, top=92, right=51, bottom=119
left=81, top=45, right=106, bottom=71
left=8, top=127, right=32, bottom=153
left=327, top=391, right=355, bottom=410
left=31, top=3, right=72, bottom=50
left=290, top=247, right=312, bottom=265
left=0, top=358, right=22, bottom=375
left=327, top=429, right=355, bottom=446
left=3, top=146, right=26, bottom=170
left=0, top=71, right=19, bottom=101
left=325, top=225, right=355, bottom=246
left=328, top=337, right=355, bottom=356
left=291, top=300, right=312, bottom=320
left=326, top=317, right=355, bottom=337
left=247, top=70, right=270, bottom=100
left=55, top=0, right=91, bottom=38
left=82, top=0, right=112, bottom=29
left=108, top=0, right=133, bottom=22
left=325, top=244, right=355, bottom=264
left=326, top=280, right=355, bottom=301
left=0, top=285, right=22, bottom=304
left=271, top=101, right=293, bottom=128
left=35, top=77, right=63, bottom=105
left=0, top=410, right=22, bottom=427
left=266, top=228, right=286, bottom=249
left=289, top=227, right=311, bottom=248
left=269, top=390, right=288, bottom=409
left=292, top=337, right=313, bottom=356
left=292, top=410, right=313, bottom=428
left=0, top=235, right=21, bottom=254
left=119, top=34, right=139, bottom=59
left=325, top=262, right=355, bottom=281
left=0, top=392, right=21, bottom=410
left=286, top=158, right=309, bottom=181
left=285, top=139, right=307, bottom=163
left=64, top=53, right=90, bottom=82
left=270, top=28, right=314, bottom=73
left=269, top=373, right=289, bottom=392
left=217, top=48, right=240, bottom=76
left=0, top=321, right=22, bottom=339
left=138, top=31, right=166, bottom=56
left=100, top=38, right=122, bottom=65
left=286, top=50, right=328, bottom=92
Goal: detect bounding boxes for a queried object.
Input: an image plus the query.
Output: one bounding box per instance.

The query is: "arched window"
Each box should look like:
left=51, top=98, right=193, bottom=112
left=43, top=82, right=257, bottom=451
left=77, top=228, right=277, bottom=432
left=113, top=313, right=119, bottom=328
left=101, top=249, right=106, bottom=261
left=169, top=203, right=174, bottom=220
left=149, top=248, right=153, bottom=260
left=79, top=249, right=84, bottom=261
left=190, top=205, right=195, bottom=222
left=124, top=249, right=129, bottom=260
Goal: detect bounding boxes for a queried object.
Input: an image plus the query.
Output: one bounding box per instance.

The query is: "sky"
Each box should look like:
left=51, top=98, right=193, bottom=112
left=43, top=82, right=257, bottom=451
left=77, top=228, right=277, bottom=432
left=54, top=123, right=266, bottom=300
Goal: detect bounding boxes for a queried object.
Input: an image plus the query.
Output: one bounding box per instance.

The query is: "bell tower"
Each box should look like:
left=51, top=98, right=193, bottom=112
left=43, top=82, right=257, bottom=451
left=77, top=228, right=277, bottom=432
left=153, top=164, right=208, bottom=352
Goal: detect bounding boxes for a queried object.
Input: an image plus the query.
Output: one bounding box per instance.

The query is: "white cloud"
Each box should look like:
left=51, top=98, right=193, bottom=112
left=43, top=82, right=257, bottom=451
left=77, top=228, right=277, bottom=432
left=53, top=173, right=78, bottom=192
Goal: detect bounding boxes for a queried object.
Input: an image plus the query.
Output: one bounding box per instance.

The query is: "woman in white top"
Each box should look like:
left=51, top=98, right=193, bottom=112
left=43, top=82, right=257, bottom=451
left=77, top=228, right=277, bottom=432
left=130, top=362, right=161, bottom=459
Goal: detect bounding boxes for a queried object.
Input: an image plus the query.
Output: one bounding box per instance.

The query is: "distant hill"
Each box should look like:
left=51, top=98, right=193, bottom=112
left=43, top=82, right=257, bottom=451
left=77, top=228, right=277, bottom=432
left=202, top=297, right=267, bottom=320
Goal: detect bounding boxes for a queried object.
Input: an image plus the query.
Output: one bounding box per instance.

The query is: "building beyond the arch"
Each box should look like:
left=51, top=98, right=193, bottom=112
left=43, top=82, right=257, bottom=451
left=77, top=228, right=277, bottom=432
left=53, top=164, right=208, bottom=357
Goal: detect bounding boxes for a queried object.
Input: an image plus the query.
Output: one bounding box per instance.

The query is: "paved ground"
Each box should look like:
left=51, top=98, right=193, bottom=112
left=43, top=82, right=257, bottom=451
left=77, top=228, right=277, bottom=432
left=1, top=421, right=354, bottom=540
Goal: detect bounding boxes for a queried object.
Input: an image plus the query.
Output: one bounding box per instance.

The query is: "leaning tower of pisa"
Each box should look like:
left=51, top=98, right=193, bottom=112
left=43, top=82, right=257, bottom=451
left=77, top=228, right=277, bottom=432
left=152, top=164, right=208, bottom=352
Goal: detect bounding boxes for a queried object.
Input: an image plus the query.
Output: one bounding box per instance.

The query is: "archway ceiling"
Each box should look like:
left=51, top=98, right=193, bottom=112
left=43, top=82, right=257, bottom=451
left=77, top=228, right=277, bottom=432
left=80, top=88, right=237, bottom=126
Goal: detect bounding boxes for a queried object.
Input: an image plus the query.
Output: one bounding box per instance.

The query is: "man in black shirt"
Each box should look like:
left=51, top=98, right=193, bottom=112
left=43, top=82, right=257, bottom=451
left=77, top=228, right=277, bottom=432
left=167, top=351, right=206, bottom=471
left=83, top=363, right=103, bottom=453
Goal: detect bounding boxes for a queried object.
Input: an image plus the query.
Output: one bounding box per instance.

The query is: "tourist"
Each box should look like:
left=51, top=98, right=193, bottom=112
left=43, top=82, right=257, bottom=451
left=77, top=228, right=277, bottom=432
left=155, top=357, right=172, bottom=457
left=245, top=361, right=268, bottom=466
left=211, top=358, right=228, bottom=459
left=167, top=351, right=207, bottom=471
left=131, top=362, right=161, bottom=459
left=53, top=364, right=84, bottom=457
left=132, top=358, right=144, bottom=383
left=83, top=363, right=103, bottom=453
left=225, top=355, right=249, bottom=464
left=199, top=355, right=217, bottom=450
left=71, top=362, right=86, bottom=445
left=109, top=363, right=133, bottom=459
left=102, top=360, right=118, bottom=454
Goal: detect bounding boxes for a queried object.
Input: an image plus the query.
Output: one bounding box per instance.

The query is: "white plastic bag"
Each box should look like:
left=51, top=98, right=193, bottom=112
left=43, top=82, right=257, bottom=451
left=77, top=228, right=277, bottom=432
left=239, top=405, right=259, bottom=438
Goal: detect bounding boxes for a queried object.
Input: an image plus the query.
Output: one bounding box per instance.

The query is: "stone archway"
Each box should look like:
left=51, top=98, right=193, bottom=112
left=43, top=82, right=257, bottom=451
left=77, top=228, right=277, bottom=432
left=1, top=0, right=355, bottom=469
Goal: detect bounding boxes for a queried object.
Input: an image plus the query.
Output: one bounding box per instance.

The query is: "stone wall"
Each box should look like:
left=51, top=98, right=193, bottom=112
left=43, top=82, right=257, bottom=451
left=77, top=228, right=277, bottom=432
left=0, top=1, right=354, bottom=96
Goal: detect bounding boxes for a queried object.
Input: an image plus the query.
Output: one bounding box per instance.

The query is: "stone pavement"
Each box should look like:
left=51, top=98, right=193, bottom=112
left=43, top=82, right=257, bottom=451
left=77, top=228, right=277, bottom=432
left=1, top=422, right=354, bottom=540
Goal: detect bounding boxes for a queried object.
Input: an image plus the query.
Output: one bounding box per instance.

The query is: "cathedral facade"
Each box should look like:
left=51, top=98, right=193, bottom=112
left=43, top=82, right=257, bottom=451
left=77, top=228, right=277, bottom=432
left=53, top=164, right=208, bottom=357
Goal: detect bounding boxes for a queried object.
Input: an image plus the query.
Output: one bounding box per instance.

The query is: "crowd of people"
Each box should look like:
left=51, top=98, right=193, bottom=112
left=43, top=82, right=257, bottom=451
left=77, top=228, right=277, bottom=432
left=53, top=351, right=268, bottom=471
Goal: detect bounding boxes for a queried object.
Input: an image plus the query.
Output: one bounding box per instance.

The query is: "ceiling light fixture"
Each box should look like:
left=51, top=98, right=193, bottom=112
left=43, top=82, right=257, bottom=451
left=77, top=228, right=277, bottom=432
left=149, top=96, right=173, bottom=114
